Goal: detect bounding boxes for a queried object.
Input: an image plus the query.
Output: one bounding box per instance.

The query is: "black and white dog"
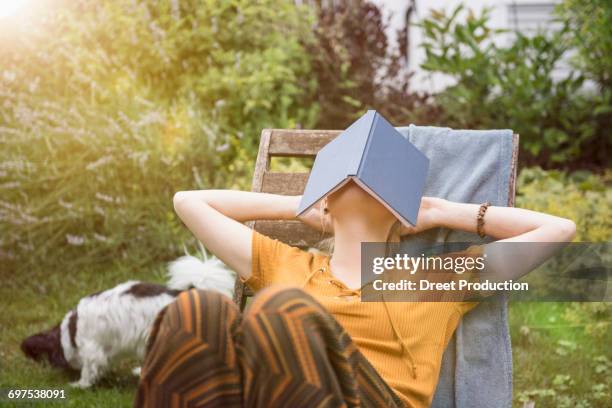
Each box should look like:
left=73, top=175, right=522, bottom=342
left=21, top=254, right=235, bottom=388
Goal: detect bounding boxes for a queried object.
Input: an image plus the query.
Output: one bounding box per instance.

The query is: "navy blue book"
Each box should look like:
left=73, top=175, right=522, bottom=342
left=296, top=110, right=430, bottom=227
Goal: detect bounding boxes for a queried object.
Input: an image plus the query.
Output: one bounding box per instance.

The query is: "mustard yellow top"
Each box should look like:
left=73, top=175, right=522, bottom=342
left=242, top=230, right=484, bottom=408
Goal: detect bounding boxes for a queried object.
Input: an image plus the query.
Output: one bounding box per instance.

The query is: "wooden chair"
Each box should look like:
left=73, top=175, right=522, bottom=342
left=233, top=128, right=520, bottom=310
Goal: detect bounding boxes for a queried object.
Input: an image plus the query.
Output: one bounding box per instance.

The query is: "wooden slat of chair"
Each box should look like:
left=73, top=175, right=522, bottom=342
left=508, top=133, right=520, bottom=207
left=268, top=130, right=339, bottom=156
left=232, top=129, right=337, bottom=309
left=233, top=129, right=520, bottom=310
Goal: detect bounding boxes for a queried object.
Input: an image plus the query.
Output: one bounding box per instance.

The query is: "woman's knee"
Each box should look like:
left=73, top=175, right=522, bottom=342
left=161, top=288, right=240, bottom=336
left=240, top=286, right=347, bottom=364
left=138, top=289, right=243, bottom=403
left=244, top=285, right=323, bottom=320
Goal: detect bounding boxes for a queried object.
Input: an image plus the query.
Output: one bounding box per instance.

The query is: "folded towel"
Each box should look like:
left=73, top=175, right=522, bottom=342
left=395, top=124, right=515, bottom=408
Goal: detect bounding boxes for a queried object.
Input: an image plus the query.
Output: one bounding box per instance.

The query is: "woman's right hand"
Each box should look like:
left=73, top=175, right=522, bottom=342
left=297, top=198, right=334, bottom=234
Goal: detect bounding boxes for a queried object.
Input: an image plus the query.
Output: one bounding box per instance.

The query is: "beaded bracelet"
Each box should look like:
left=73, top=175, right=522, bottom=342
left=477, top=201, right=491, bottom=238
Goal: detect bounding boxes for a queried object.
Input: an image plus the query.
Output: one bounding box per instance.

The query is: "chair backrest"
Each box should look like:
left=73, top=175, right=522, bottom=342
left=233, top=128, right=519, bottom=309
left=233, top=129, right=338, bottom=307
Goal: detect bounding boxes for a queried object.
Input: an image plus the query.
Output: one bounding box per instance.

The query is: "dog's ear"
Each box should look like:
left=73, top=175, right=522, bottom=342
left=21, top=325, right=69, bottom=369
left=21, top=330, right=54, bottom=361
left=48, top=349, right=70, bottom=369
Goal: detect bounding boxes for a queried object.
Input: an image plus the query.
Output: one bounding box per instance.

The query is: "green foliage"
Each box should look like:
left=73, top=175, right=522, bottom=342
left=304, top=0, right=439, bottom=129
left=418, top=5, right=610, bottom=169
left=515, top=167, right=611, bottom=241
left=0, top=0, right=318, bottom=277
left=563, top=302, right=611, bottom=339
left=556, top=0, right=612, bottom=88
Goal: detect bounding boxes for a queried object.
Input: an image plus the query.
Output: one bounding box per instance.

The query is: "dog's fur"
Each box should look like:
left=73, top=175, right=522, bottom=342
left=21, top=253, right=235, bottom=388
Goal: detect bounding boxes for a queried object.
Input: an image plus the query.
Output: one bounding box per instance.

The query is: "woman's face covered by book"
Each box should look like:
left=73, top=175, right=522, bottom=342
left=327, top=180, right=397, bottom=229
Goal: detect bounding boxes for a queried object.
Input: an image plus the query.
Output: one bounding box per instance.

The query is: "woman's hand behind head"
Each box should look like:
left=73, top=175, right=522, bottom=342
left=297, top=197, right=334, bottom=234
left=400, top=197, right=447, bottom=236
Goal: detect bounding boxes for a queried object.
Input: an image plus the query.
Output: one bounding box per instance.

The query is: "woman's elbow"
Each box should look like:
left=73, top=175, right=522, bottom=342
left=556, top=218, right=577, bottom=242
left=173, top=190, right=214, bottom=214
left=173, top=191, right=191, bottom=211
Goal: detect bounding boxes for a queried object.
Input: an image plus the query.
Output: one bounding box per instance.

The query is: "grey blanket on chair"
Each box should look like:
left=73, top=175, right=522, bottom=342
left=394, top=124, right=515, bottom=408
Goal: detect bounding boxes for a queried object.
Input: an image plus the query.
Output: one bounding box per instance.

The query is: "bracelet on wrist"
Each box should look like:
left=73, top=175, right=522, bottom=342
left=477, top=201, right=491, bottom=238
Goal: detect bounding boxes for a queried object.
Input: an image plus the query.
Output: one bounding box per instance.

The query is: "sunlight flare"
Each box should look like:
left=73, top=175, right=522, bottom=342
left=0, top=0, right=30, bottom=18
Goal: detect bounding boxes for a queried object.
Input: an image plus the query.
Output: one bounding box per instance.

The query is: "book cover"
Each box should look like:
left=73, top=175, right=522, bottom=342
left=296, top=110, right=430, bottom=227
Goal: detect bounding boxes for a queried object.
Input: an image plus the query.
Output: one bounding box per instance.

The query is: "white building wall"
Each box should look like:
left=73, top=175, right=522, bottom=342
left=373, top=0, right=561, bottom=92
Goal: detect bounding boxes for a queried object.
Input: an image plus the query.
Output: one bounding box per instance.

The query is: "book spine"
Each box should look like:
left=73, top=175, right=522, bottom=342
left=354, top=112, right=378, bottom=177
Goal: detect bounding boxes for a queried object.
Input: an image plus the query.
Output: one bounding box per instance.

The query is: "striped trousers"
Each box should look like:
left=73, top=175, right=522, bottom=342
left=135, top=285, right=406, bottom=408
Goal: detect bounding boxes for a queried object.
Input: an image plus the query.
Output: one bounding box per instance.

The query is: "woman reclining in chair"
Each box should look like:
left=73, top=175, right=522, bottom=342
left=135, top=183, right=575, bottom=408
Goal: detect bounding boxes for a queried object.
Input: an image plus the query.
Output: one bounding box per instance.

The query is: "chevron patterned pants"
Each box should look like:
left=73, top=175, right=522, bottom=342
left=134, top=286, right=405, bottom=408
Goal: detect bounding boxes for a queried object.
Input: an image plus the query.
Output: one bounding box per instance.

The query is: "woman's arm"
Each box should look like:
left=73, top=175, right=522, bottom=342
left=302, top=195, right=576, bottom=243
left=417, top=198, right=577, bottom=281
left=430, top=198, right=576, bottom=243
left=172, top=190, right=301, bottom=280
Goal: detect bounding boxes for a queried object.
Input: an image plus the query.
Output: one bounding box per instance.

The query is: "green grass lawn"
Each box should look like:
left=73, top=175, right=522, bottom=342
left=1, top=262, right=610, bottom=407
left=0, top=261, right=168, bottom=407
left=509, top=302, right=611, bottom=407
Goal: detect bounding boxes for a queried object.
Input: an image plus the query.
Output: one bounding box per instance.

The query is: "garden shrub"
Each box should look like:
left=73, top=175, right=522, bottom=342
left=303, top=0, right=440, bottom=129
left=516, top=167, right=611, bottom=242
left=418, top=4, right=610, bottom=170
left=0, top=0, right=318, bottom=277
left=557, top=0, right=612, bottom=89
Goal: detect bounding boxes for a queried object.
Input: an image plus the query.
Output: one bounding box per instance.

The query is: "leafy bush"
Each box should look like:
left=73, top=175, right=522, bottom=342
left=516, top=167, right=611, bottom=241
left=563, top=302, right=610, bottom=339
left=557, top=0, right=612, bottom=89
left=303, top=0, right=440, bottom=128
left=418, top=5, right=610, bottom=170
left=0, top=0, right=318, bottom=277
